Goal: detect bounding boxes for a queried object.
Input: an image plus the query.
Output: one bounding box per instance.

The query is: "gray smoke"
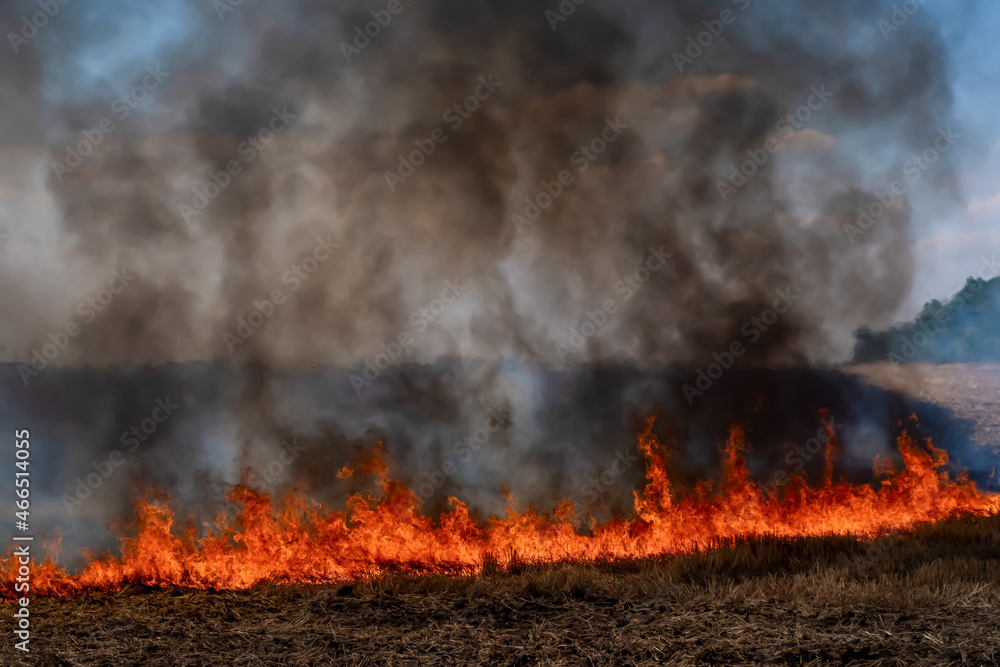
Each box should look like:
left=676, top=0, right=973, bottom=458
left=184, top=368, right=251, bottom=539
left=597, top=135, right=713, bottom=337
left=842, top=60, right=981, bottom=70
left=0, top=0, right=981, bottom=563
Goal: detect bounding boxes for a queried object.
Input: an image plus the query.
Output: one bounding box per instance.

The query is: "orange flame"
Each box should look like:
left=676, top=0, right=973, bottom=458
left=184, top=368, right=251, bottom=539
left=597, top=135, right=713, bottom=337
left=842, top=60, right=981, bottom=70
left=4, top=418, right=999, bottom=599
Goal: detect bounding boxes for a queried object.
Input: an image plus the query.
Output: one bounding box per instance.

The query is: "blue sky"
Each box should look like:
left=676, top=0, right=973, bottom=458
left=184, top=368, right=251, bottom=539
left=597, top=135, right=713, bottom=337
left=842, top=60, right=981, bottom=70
left=906, top=1, right=1000, bottom=310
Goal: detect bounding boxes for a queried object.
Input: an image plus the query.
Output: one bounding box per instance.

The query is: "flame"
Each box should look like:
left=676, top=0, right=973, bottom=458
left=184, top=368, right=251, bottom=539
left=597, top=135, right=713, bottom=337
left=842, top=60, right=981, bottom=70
left=4, top=418, right=999, bottom=599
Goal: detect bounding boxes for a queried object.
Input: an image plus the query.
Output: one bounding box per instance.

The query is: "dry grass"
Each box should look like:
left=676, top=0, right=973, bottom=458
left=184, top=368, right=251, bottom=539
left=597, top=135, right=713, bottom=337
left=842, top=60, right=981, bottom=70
left=848, top=363, right=1000, bottom=453
left=3, top=514, right=998, bottom=666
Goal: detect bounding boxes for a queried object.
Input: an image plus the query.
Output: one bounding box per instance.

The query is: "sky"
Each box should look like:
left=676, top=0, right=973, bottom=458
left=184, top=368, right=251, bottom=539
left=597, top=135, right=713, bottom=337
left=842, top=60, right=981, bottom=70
left=907, top=1, right=1000, bottom=308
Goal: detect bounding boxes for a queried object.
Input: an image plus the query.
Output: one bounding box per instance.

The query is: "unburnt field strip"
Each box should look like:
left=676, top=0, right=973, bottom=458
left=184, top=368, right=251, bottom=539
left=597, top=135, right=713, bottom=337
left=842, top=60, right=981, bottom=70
left=849, top=363, right=1000, bottom=453
left=3, top=514, right=998, bottom=666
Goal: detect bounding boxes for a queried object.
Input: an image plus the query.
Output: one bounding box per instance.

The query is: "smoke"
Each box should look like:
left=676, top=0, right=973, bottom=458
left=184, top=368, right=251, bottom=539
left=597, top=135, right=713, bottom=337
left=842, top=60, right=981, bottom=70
left=1, top=0, right=957, bottom=368
left=2, top=360, right=992, bottom=569
left=0, top=0, right=984, bottom=556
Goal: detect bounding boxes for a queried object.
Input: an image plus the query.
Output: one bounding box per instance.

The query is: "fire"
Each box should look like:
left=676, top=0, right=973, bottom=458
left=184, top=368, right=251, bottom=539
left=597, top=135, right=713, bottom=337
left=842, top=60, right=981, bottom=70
left=4, top=418, right=999, bottom=599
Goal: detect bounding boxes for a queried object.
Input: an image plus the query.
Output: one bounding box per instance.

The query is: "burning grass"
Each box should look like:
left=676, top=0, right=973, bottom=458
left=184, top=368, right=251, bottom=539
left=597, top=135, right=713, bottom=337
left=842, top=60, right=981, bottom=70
left=4, top=418, right=1000, bottom=599
left=5, top=414, right=999, bottom=663
left=3, top=513, right=999, bottom=665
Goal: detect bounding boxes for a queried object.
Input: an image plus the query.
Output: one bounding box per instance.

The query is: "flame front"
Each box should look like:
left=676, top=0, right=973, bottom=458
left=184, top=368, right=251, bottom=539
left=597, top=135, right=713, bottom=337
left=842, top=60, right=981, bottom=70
left=4, top=419, right=999, bottom=599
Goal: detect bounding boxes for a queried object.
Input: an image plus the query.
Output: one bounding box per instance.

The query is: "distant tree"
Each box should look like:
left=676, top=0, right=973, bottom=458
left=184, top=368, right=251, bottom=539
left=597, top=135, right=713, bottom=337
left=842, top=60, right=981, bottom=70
left=850, top=276, right=1000, bottom=364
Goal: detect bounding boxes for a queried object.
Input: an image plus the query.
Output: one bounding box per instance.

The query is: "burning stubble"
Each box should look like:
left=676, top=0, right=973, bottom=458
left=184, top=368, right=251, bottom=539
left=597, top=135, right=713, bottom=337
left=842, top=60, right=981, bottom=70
left=0, top=0, right=985, bottom=579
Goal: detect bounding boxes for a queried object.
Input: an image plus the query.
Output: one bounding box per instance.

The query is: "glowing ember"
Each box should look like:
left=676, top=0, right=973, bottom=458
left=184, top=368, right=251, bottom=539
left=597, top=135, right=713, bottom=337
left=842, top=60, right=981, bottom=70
left=4, top=418, right=998, bottom=599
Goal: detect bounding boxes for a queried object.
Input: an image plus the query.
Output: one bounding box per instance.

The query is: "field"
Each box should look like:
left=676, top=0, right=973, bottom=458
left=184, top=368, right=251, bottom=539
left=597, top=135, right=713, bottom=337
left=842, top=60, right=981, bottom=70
left=2, top=514, right=998, bottom=666
left=847, top=364, right=1000, bottom=453
left=3, top=363, right=1000, bottom=666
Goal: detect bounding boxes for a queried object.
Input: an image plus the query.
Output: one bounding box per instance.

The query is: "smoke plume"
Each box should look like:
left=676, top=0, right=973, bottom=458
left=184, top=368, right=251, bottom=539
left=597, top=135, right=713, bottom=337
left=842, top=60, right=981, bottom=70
left=0, top=0, right=982, bottom=559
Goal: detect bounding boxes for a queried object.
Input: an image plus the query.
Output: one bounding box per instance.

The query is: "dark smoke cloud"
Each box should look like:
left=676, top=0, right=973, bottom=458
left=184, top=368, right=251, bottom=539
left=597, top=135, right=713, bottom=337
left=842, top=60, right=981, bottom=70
left=0, top=0, right=956, bottom=367
left=0, top=0, right=983, bottom=555
left=2, top=361, right=992, bottom=569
